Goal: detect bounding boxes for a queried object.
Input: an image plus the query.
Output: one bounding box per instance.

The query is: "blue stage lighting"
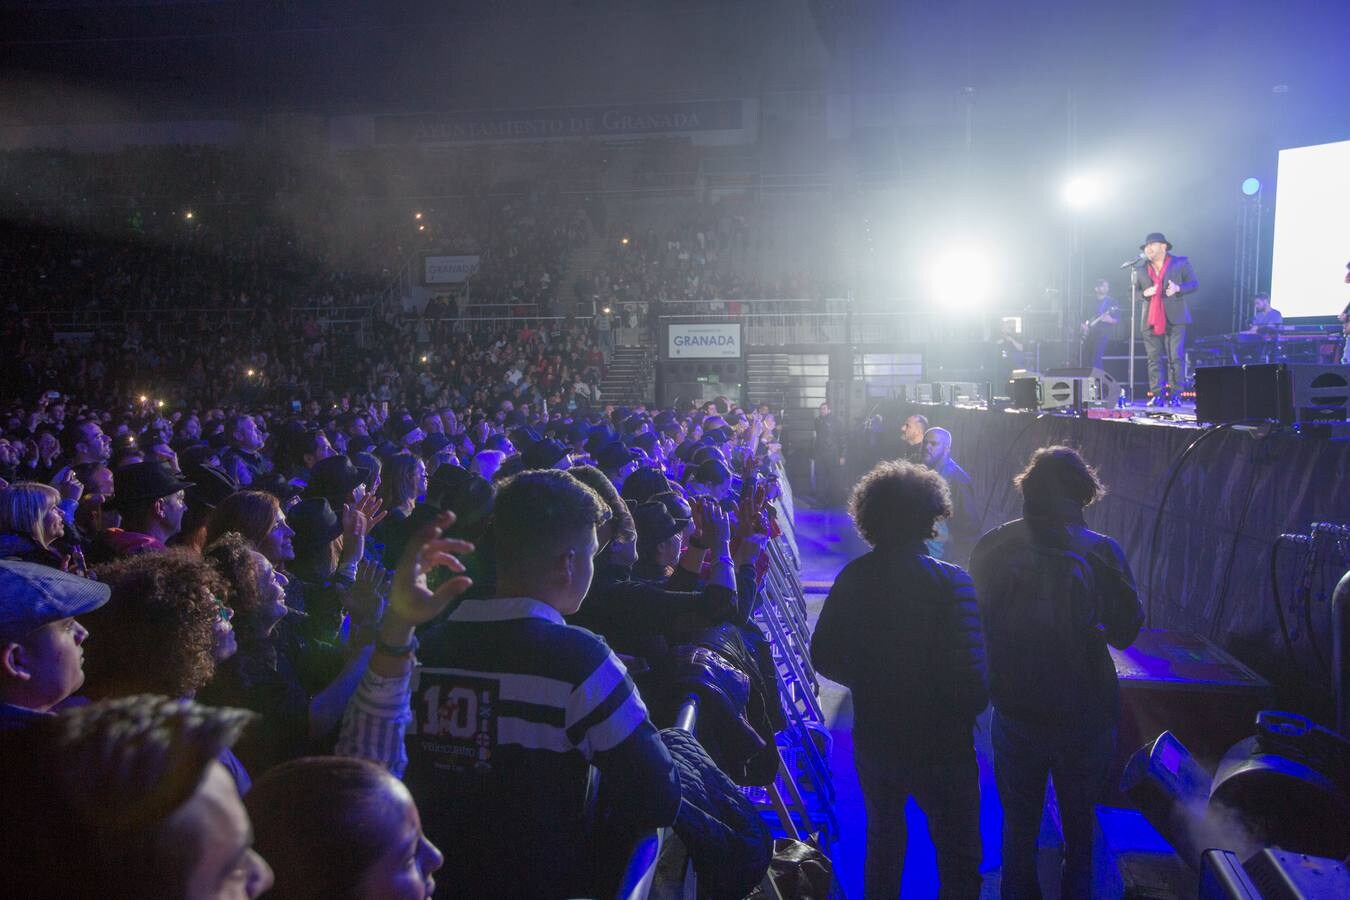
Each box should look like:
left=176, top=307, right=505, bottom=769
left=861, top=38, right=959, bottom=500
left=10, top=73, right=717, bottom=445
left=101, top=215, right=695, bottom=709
left=1241, top=177, right=1261, bottom=196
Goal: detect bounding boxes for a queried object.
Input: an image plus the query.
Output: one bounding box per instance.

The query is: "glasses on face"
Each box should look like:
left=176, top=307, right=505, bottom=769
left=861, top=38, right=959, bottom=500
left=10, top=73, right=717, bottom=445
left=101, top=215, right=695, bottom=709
left=210, top=594, right=234, bottom=623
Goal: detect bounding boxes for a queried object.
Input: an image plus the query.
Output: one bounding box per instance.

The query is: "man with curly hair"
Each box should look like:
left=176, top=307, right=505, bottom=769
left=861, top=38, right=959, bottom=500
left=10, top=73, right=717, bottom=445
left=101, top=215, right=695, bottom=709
left=811, top=460, right=988, bottom=900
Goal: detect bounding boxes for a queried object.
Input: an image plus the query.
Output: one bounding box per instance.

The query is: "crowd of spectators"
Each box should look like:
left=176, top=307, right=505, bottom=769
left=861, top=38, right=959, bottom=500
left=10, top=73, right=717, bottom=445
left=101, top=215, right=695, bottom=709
left=1, top=333, right=792, bottom=897
left=579, top=212, right=825, bottom=329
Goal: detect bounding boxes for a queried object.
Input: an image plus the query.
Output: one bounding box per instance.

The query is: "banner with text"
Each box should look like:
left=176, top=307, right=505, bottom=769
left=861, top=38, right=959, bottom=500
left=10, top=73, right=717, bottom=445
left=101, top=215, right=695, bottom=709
left=376, top=100, right=744, bottom=145
left=423, top=255, right=481, bottom=285
left=667, top=322, right=742, bottom=359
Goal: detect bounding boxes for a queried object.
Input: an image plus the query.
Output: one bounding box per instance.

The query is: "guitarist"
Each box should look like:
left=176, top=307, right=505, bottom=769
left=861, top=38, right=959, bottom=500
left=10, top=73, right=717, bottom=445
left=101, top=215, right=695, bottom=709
left=1080, top=278, right=1120, bottom=371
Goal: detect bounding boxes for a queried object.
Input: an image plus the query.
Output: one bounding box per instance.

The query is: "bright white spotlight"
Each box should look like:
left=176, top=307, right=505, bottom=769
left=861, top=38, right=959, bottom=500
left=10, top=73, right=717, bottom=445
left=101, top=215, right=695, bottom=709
left=930, top=245, right=995, bottom=309
left=1062, top=175, right=1101, bottom=208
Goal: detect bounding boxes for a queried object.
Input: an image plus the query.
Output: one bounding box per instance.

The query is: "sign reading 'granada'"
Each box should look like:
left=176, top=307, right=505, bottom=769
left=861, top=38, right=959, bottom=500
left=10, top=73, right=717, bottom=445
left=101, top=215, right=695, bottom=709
left=375, top=100, right=744, bottom=144
left=667, top=323, right=742, bottom=359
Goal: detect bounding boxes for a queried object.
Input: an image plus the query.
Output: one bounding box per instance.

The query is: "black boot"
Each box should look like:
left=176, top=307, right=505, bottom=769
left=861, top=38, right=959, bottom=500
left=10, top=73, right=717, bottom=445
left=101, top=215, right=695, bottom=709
left=1147, top=388, right=1167, bottom=408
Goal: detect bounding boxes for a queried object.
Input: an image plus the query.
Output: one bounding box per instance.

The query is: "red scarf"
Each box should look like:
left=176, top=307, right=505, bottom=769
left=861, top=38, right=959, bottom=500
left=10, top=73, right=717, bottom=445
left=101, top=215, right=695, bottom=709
left=1147, top=256, right=1172, bottom=336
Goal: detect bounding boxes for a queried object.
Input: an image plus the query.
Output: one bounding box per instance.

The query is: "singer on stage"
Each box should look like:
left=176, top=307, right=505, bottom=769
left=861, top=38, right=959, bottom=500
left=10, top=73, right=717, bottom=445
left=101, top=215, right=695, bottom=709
left=1131, top=232, right=1198, bottom=405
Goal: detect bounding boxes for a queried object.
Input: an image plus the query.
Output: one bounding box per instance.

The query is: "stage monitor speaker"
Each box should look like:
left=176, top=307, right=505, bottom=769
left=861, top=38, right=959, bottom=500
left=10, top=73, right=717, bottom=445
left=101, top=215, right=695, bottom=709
left=1289, top=363, right=1350, bottom=422
left=1226, top=363, right=1350, bottom=425
left=1195, top=365, right=1247, bottom=424
left=1009, top=370, right=1039, bottom=410
left=1038, top=367, right=1117, bottom=409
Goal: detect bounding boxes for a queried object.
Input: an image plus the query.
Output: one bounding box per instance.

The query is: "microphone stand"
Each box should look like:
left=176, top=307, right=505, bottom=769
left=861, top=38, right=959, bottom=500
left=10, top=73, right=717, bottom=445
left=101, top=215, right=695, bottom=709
left=1128, top=271, right=1138, bottom=405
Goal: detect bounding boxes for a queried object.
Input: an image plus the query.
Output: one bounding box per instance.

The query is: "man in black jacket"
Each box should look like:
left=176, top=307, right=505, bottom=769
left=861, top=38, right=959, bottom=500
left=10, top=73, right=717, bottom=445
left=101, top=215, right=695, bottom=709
left=1131, top=232, right=1198, bottom=405
left=812, top=402, right=846, bottom=505
left=812, top=460, right=987, bottom=900
left=970, top=446, right=1142, bottom=900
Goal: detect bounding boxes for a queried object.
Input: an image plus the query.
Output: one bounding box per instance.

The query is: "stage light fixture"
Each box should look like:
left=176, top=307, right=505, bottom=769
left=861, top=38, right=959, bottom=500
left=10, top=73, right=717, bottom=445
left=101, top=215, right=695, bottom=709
left=1241, top=177, right=1261, bottom=196
left=931, top=244, right=995, bottom=310
left=620, top=236, right=630, bottom=245
left=246, top=369, right=255, bottom=378
left=1062, top=175, right=1101, bottom=208
left=414, top=211, right=423, bottom=220
left=184, top=210, right=194, bottom=220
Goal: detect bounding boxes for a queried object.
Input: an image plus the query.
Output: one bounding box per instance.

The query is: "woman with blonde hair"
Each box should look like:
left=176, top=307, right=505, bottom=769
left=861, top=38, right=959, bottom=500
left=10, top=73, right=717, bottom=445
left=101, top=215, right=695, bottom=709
left=0, top=482, right=73, bottom=571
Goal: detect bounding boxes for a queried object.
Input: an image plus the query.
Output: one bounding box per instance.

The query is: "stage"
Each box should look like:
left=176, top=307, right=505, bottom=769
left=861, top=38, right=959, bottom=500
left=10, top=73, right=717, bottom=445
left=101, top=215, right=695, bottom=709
left=866, top=402, right=1349, bottom=712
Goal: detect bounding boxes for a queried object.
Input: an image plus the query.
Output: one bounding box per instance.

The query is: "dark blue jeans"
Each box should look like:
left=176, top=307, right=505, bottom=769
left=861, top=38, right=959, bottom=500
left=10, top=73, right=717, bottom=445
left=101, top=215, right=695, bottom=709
left=854, top=736, right=983, bottom=900
left=991, top=710, right=1115, bottom=900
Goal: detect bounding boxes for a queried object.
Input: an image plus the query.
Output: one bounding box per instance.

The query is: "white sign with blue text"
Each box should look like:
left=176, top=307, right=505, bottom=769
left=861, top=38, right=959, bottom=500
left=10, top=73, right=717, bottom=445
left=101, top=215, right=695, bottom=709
left=667, top=323, right=742, bottom=359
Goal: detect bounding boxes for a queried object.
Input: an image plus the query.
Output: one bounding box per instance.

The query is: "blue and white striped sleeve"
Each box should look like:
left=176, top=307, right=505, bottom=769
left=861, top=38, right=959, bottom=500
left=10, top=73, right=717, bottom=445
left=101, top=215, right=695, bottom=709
left=335, top=666, right=413, bottom=778
left=565, top=649, right=650, bottom=761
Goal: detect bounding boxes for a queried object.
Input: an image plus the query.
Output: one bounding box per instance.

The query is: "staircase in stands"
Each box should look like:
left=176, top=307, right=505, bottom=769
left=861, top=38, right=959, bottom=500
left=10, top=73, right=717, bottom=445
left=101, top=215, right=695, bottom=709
left=599, top=345, right=655, bottom=407
left=557, top=236, right=610, bottom=315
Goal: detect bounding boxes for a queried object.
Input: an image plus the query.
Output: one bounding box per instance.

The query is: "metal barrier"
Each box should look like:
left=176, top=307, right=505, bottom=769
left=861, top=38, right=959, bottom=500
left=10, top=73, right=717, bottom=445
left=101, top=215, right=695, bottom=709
left=613, top=695, right=699, bottom=900
left=614, top=466, right=838, bottom=898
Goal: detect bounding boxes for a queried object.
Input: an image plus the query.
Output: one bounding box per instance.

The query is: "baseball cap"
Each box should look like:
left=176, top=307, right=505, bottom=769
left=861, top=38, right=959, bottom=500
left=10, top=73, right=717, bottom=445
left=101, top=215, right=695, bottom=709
left=0, top=561, right=110, bottom=643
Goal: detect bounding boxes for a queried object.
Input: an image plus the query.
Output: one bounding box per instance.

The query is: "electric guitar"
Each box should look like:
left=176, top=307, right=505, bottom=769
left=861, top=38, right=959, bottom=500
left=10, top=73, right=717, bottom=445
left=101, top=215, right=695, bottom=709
left=1081, top=306, right=1121, bottom=336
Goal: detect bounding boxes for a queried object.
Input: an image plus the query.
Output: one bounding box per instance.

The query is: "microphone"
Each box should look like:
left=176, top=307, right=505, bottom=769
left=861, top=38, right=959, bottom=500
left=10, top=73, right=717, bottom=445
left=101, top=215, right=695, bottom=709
left=1119, top=253, right=1145, bottom=269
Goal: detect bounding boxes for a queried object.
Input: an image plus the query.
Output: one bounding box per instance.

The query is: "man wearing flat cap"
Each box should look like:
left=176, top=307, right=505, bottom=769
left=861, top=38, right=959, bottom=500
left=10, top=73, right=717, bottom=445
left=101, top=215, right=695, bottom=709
left=1131, top=233, right=1198, bottom=406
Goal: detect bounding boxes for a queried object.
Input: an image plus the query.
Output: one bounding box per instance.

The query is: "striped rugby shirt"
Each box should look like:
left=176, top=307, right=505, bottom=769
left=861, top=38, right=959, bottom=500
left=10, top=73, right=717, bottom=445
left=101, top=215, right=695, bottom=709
left=406, top=596, right=680, bottom=897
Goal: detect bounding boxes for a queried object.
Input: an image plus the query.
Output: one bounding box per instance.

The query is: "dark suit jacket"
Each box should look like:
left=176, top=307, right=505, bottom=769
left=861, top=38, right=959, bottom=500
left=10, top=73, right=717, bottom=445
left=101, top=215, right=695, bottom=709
left=1132, top=254, right=1198, bottom=326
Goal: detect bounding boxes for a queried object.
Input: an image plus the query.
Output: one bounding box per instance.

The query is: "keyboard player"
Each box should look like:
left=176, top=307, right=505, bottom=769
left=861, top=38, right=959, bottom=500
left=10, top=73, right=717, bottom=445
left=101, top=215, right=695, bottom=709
left=1245, top=292, right=1283, bottom=333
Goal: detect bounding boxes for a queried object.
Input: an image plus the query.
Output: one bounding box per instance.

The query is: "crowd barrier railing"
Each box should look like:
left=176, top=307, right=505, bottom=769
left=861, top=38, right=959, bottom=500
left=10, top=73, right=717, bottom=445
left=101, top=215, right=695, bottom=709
left=614, top=467, right=837, bottom=897
left=613, top=695, right=699, bottom=900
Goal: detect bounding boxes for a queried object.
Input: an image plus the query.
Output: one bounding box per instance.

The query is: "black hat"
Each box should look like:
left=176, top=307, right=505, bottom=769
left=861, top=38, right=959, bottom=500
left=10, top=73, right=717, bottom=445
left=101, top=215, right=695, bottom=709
left=252, top=472, right=302, bottom=504
left=306, top=455, right=367, bottom=505
left=585, top=429, right=614, bottom=456
left=1140, top=232, right=1173, bottom=251
left=350, top=452, right=382, bottom=482
left=417, top=432, right=453, bottom=459
left=594, top=441, right=631, bottom=472
left=691, top=445, right=727, bottom=467
left=183, top=463, right=238, bottom=511
left=389, top=416, right=420, bottom=441
left=427, top=467, right=495, bottom=532
left=178, top=443, right=220, bottom=470
left=108, top=461, right=194, bottom=510
left=631, top=501, right=684, bottom=546
left=621, top=468, right=672, bottom=505
left=522, top=438, right=570, bottom=471
left=693, top=459, right=732, bottom=486
left=287, top=498, right=343, bottom=550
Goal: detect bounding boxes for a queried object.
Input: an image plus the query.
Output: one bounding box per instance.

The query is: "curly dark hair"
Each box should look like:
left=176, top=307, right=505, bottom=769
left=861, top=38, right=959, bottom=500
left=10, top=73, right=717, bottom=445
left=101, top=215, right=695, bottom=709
left=83, top=551, right=224, bottom=699
left=1013, top=445, right=1106, bottom=508
left=848, top=460, right=953, bottom=548
left=203, top=531, right=266, bottom=623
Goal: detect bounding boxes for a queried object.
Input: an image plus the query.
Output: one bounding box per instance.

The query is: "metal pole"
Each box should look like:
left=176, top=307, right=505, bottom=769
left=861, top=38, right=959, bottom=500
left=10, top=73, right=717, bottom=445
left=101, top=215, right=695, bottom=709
left=1128, top=273, right=1138, bottom=403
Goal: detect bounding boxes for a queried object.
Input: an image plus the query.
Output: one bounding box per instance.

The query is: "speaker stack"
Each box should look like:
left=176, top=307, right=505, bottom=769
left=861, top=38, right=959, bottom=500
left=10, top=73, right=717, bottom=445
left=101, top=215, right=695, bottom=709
left=1195, top=363, right=1350, bottom=425
left=1008, top=367, right=1120, bottom=411
left=656, top=359, right=745, bottom=408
